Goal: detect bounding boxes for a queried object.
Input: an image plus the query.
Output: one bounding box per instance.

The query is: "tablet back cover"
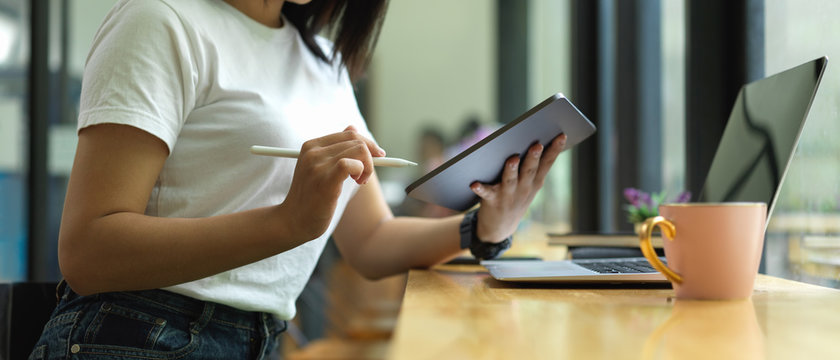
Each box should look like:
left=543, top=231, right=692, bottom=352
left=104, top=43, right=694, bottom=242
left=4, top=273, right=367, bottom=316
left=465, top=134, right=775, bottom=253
left=405, top=93, right=596, bottom=211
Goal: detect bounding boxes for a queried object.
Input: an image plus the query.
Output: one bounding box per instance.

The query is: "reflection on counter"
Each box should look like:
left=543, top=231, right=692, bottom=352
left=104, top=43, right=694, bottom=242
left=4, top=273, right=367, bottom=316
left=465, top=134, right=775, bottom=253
left=644, top=299, right=764, bottom=360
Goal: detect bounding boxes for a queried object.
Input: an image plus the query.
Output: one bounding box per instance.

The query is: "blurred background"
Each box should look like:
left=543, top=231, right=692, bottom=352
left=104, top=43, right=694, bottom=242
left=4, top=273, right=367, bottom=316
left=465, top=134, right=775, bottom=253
left=2, top=0, right=840, bottom=357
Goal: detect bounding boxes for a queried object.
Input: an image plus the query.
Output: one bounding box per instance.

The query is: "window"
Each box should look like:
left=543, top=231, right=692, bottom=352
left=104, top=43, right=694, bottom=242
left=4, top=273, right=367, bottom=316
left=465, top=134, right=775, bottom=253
left=369, top=0, right=498, bottom=217
left=525, top=0, right=573, bottom=234
left=0, top=1, right=117, bottom=282
left=661, top=0, right=686, bottom=200
left=764, top=0, right=840, bottom=288
left=369, top=0, right=575, bottom=237
left=0, top=1, right=28, bottom=281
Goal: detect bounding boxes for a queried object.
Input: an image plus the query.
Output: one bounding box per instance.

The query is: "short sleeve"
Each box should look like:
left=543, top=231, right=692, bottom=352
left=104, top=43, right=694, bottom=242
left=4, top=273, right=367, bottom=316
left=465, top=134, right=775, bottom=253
left=78, top=0, right=197, bottom=152
left=314, top=35, right=377, bottom=145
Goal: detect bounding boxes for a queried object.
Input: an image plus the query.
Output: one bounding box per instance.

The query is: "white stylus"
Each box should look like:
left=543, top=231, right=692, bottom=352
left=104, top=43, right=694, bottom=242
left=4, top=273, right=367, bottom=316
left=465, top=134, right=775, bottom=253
left=250, top=145, right=418, bottom=167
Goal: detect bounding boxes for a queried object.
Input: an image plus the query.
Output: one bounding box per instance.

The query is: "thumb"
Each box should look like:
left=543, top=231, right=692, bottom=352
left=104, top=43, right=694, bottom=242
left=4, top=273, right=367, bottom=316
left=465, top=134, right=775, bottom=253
left=471, top=182, right=494, bottom=200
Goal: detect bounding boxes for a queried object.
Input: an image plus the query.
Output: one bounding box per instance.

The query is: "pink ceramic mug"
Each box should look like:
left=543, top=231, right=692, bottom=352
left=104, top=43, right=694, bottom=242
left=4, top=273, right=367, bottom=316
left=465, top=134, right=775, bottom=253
left=638, top=203, right=767, bottom=300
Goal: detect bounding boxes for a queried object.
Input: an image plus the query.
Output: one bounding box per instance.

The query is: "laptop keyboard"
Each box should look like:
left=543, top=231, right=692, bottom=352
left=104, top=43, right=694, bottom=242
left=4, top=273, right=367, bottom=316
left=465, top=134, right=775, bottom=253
left=573, top=258, right=664, bottom=274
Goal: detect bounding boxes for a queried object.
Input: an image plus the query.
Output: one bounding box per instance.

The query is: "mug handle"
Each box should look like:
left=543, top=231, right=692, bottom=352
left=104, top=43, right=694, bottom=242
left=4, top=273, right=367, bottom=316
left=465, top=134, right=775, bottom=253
left=639, top=216, right=682, bottom=284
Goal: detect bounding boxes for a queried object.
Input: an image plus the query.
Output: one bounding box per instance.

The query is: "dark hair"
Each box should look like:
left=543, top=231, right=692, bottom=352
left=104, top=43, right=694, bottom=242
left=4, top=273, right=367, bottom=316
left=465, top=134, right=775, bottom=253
left=282, top=0, right=389, bottom=82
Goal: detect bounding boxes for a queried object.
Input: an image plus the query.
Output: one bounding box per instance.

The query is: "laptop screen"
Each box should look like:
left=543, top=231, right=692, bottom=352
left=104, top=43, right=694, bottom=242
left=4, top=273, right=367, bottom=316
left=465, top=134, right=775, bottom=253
left=698, top=57, right=827, bottom=219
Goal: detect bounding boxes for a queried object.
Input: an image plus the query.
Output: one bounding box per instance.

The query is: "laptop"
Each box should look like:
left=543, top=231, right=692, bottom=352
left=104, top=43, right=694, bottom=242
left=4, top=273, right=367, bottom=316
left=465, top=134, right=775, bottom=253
left=483, top=56, right=828, bottom=283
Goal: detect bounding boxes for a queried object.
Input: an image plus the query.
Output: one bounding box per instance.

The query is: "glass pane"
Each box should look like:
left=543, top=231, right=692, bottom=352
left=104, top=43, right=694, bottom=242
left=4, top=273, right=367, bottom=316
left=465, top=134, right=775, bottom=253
left=369, top=0, right=497, bottom=217
left=525, top=0, right=572, bottom=235
left=0, top=1, right=28, bottom=281
left=765, top=0, right=840, bottom=288
left=661, top=0, right=686, bottom=199
left=37, top=0, right=119, bottom=281
left=370, top=0, right=574, bottom=238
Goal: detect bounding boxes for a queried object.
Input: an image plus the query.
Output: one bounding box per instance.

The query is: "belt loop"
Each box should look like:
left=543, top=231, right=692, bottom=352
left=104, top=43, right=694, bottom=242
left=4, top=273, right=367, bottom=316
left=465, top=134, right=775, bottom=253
left=258, top=313, right=273, bottom=359
left=261, top=313, right=270, bottom=337
left=190, top=302, right=215, bottom=334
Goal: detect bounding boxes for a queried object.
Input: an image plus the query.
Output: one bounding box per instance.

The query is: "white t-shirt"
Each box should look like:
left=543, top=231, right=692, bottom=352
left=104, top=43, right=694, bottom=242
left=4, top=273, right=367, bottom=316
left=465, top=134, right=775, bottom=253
left=78, top=0, right=373, bottom=319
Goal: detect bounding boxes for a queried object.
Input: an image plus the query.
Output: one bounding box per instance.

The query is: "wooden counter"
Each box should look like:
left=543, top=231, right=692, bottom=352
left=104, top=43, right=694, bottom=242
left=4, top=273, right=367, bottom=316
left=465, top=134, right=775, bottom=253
left=388, top=264, right=840, bottom=359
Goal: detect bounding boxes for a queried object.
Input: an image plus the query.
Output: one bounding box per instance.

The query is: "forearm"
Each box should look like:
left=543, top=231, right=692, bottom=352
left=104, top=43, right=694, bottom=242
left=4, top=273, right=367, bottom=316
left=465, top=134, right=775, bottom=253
left=59, top=204, right=303, bottom=295
left=333, top=135, right=567, bottom=280
left=337, top=214, right=465, bottom=279
left=61, top=124, right=389, bottom=295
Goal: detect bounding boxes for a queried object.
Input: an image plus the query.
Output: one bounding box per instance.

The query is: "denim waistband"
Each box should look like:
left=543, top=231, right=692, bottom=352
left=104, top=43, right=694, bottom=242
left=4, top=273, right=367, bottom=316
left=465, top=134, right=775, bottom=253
left=57, top=280, right=286, bottom=334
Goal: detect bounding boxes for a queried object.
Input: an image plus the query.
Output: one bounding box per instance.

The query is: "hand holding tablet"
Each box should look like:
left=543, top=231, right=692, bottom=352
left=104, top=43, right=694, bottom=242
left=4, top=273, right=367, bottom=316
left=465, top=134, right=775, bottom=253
left=405, top=93, right=596, bottom=211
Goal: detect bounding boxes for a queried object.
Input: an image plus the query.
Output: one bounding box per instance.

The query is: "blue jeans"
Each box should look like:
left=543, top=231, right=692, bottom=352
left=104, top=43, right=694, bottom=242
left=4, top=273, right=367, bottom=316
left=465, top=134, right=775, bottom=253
left=29, top=281, right=286, bottom=359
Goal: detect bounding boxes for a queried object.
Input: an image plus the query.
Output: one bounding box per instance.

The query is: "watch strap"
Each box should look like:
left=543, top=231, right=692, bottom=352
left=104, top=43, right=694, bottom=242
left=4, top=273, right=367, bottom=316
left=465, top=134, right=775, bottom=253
left=459, top=210, right=474, bottom=250
left=459, top=209, right=512, bottom=260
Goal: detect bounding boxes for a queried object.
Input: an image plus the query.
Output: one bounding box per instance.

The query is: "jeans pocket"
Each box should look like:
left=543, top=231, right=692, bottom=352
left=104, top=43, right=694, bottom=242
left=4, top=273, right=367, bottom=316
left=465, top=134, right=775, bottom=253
left=83, top=302, right=168, bottom=349
left=73, top=299, right=199, bottom=358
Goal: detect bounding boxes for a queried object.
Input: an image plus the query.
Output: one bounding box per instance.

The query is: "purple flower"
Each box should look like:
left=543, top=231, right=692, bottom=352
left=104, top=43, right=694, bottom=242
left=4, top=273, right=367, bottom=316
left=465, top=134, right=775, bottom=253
left=640, top=192, right=652, bottom=207
left=673, top=191, right=692, bottom=203
left=624, top=188, right=642, bottom=207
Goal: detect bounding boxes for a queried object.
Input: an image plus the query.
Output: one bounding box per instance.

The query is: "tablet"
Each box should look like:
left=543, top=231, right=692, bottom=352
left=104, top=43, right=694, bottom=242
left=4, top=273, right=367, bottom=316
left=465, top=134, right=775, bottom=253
left=404, top=93, right=596, bottom=211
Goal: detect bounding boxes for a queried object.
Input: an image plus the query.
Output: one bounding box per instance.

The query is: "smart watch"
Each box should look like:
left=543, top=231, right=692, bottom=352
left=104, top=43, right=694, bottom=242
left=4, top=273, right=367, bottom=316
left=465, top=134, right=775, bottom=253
left=459, top=209, right=512, bottom=260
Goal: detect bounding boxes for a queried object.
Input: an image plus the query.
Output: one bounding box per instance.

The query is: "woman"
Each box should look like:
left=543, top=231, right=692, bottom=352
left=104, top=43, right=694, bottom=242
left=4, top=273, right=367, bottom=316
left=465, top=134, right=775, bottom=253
left=30, top=0, right=567, bottom=359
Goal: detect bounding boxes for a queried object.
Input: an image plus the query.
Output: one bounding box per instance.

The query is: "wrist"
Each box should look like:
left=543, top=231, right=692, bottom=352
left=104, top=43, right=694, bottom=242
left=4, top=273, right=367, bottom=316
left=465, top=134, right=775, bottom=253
left=266, top=204, right=293, bottom=250
left=459, top=209, right=512, bottom=260
left=269, top=203, right=310, bottom=249
left=475, top=220, right=508, bottom=244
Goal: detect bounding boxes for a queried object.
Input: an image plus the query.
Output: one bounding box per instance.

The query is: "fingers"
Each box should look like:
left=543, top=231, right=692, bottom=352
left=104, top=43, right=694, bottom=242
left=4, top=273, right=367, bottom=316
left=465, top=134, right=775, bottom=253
left=334, top=157, right=365, bottom=183
left=470, top=134, right=568, bottom=244
left=500, top=155, right=520, bottom=194
left=299, top=126, right=385, bottom=184
left=500, top=141, right=544, bottom=194
left=334, top=141, right=374, bottom=183
left=518, top=142, right=543, bottom=184
left=534, top=134, right=567, bottom=183
left=314, top=140, right=374, bottom=184
left=302, top=126, right=385, bottom=157
left=343, top=126, right=386, bottom=157
left=487, top=133, right=567, bottom=197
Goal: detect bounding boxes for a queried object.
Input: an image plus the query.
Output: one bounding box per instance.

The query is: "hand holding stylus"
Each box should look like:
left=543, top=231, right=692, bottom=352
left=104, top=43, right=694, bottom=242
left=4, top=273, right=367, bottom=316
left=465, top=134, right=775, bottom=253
left=275, top=126, right=395, bottom=240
